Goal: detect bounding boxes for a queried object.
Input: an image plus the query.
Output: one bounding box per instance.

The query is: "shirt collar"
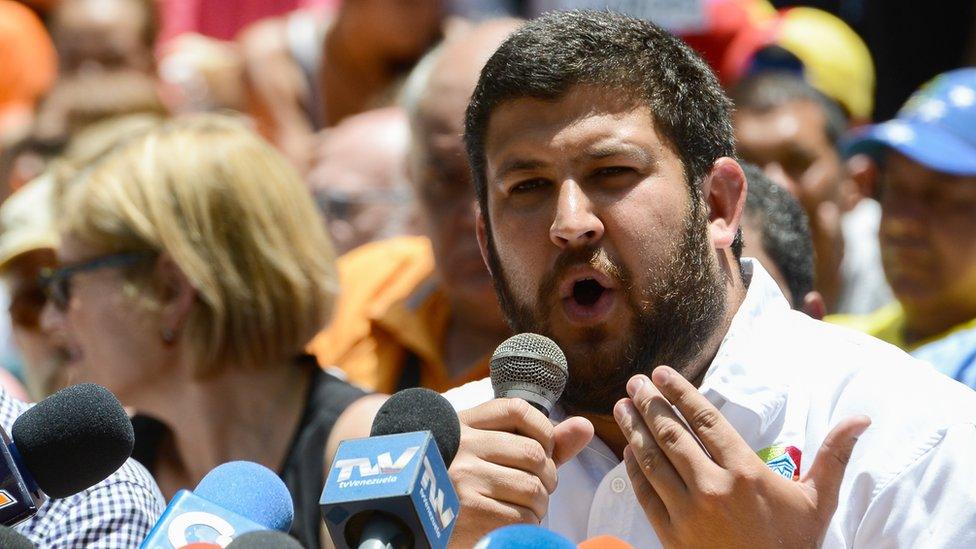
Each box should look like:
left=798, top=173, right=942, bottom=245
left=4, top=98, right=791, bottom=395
left=697, top=258, right=793, bottom=444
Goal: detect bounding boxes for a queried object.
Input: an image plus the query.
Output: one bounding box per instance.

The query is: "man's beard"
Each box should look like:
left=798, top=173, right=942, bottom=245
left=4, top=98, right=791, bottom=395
left=485, top=201, right=728, bottom=416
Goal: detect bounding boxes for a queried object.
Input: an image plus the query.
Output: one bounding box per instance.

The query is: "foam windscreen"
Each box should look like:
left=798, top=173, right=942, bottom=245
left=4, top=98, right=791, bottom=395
left=194, top=461, right=294, bottom=532
left=369, top=387, right=461, bottom=466
left=11, top=383, right=134, bottom=498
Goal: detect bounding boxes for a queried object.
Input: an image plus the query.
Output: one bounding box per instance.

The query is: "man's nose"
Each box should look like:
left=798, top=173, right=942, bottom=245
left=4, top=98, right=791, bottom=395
left=763, top=162, right=801, bottom=198
left=550, top=180, right=604, bottom=249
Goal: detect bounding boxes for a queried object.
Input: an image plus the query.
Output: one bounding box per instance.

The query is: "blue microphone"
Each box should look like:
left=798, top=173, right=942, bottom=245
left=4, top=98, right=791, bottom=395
left=140, top=461, right=294, bottom=549
left=474, top=525, right=575, bottom=548
left=0, top=383, right=134, bottom=526
left=321, top=388, right=461, bottom=549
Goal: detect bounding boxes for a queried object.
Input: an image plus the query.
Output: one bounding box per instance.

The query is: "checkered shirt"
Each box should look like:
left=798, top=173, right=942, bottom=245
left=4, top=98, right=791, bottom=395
left=0, top=388, right=165, bottom=548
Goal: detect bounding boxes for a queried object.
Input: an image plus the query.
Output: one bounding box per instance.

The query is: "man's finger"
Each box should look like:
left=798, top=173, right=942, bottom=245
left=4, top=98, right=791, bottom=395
left=802, top=415, right=871, bottom=520
left=464, top=429, right=559, bottom=493
left=649, top=366, right=750, bottom=468
left=613, top=398, right=686, bottom=503
left=623, top=444, right=670, bottom=532
left=473, top=461, right=553, bottom=520
left=552, top=416, right=594, bottom=467
left=627, top=374, right=718, bottom=479
left=459, top=398, right=556, bottom=455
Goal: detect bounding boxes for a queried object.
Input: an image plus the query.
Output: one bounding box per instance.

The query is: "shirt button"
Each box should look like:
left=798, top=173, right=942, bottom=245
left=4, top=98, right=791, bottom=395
left=611, top=477, right=626, bottom=493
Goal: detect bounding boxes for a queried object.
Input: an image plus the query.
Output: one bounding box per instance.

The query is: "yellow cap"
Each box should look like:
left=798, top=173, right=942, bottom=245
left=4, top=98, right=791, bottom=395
left=776, top=7, right=875, bottom=120
left=0, top=174, right=58, bottom=271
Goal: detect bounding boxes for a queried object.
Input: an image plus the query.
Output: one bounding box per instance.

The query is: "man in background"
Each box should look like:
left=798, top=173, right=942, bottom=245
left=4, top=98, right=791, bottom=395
left=308, top=20, right=521, bottom=393
left=740, top=162, right=824, bottom=319
left=733, top=72, right=891, bottom=315
left=306, top=107, right=416, bottom=255
left=833, top=68, right=976, bottom=388
left=51, top=0, right=158, bottom=77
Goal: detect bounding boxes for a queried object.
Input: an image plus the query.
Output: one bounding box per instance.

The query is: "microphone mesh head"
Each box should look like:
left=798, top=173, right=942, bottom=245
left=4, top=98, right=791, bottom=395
left=490, top=333, right=568, bottom=414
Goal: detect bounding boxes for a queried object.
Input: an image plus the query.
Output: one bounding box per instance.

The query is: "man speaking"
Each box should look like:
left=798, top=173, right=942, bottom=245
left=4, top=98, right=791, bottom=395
left=443, top=10, right=976, bottom=548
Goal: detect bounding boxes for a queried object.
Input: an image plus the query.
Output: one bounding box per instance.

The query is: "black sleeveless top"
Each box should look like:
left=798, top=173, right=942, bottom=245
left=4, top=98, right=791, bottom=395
left=131, top=355, right=367, bottom=548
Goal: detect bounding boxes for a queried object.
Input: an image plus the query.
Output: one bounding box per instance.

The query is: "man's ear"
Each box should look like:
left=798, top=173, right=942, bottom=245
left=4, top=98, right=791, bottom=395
left=843, top=153, right=878, bottom=209
left=153, top=253, right=197, bottom=342
left=475, top=203, right=493, bottom=276
left=801, top=290, right=827, bottom=320
left=702, top=157, right=747, bottom=250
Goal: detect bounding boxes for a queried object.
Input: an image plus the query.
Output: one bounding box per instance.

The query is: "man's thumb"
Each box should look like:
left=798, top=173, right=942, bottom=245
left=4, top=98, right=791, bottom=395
left=553, top=416, right=594, bottom=466
left=803, top=415, right=871, bottom=516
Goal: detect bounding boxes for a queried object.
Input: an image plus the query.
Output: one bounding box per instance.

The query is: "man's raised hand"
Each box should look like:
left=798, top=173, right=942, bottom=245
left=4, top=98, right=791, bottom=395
left=615, top=366, right=870, bottom=549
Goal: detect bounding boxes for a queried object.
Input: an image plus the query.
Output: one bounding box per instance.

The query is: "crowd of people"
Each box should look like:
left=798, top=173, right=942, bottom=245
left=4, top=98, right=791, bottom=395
left=0, top=0, right=974, bottom=547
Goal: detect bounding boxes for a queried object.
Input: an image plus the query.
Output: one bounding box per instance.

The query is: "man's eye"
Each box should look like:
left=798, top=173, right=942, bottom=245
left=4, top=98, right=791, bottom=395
left=511, top=179, right=548, bottom=193
left=594, top=166, right=634, bottom=177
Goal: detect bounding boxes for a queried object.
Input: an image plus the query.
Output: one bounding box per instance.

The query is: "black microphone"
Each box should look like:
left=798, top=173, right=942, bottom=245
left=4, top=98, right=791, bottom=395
left=0, top=383, right=134, bottom=525
left=226, top=530, right=305, bottom=548
left=489, top=333, right=569, bottom=417
left=321, top=387, right=462, bottom=549
left=0, top=525, right=35, bottom=548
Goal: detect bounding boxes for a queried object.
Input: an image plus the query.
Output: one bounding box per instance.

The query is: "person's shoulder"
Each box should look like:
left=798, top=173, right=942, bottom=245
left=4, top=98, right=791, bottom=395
left=824, top=302, right=902, bottom=341
left=309, top=236, right=436, bottom=362
left=17, top=457, right=164, bottom=546
left=337, top=236, right=435, bottom=307
left=442, top=378, right=493, bottom=412
left=786, top=310, right=974, bottom=408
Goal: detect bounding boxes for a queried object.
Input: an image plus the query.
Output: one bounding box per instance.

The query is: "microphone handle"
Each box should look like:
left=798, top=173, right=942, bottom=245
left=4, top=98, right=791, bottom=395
left=495, top=388, right=552, bottom=418
left=357, top=514, right=411, bottom=549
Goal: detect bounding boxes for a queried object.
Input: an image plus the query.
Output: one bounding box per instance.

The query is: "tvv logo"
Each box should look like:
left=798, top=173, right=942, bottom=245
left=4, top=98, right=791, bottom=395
left=420, top=456, right=455, bottom=530
left=334, top=446, right=420, bottom=482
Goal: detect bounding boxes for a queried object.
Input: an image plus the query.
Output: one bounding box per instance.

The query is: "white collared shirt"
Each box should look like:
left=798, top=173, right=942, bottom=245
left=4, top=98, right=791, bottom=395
left=444, top=259, right=976, bottom=548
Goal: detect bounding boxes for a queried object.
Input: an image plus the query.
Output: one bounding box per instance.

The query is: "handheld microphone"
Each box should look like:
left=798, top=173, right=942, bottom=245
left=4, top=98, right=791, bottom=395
left=225, top=530, right=305, bottom=548
left=0, top=524, right=35, bottom=548
left=140, top=461, right=294, bottom=549
left=321, top=388, right=461, bottom=549
left=0, top=383, right=134, bottom=526
left=577, top=536, right=635, bottom=548
left=490, top=333, right=569, bottom=417
left=473, top=524, right=575, bottom=548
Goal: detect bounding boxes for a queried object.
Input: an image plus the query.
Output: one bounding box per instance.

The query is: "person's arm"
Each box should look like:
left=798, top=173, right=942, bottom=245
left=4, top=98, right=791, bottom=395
left=237, top=15, right=317, bottom=172
left=324, top=393, right=388, bottom=469
left=18, top=460, right=165, bottom=548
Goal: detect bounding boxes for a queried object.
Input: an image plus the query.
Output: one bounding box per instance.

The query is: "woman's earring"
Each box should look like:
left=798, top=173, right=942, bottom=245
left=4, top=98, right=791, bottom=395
left=162, top=329, right=175, bottom=343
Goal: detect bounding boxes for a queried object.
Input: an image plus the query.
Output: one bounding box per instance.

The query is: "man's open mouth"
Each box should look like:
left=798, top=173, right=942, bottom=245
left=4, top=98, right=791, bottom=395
left=560, top=270, right=617, bottom=325
left=572, top=277, right=608, bottom=307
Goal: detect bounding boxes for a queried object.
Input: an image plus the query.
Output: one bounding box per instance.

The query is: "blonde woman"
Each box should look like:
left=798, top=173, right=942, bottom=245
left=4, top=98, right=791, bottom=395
left=40, top=114, right=381, bottom=548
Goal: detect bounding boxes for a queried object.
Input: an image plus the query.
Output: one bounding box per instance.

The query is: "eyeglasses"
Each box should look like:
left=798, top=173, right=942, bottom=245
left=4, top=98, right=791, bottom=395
left=314, top=188, right=412, bottom=221
left=40, top=252, right=153, bottom=311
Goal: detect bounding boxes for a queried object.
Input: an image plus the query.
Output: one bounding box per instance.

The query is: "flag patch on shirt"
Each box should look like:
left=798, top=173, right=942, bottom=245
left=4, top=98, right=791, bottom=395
left=757, top=446, right=802, bottom=481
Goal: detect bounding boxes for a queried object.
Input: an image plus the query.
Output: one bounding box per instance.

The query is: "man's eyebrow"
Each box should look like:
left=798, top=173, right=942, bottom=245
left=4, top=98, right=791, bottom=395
left=493, top=158, right=548, bottom=181
left=584, top=144, right=653, bottom=164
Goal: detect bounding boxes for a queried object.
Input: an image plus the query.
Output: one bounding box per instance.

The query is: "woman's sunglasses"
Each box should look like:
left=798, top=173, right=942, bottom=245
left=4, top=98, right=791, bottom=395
left=39, top=252, right=153, bottom=311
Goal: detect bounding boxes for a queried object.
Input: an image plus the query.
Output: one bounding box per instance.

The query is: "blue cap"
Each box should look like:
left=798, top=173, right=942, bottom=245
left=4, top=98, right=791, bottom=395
left=843, top=68, right=976, bottom=175
left=474, top=524, right=575, bottom=548
left=195, top=461, right=295, bottom=532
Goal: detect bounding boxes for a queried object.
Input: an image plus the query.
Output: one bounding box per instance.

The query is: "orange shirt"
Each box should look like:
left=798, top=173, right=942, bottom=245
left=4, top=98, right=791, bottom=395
left=308, top=236, right=490, bottom=394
